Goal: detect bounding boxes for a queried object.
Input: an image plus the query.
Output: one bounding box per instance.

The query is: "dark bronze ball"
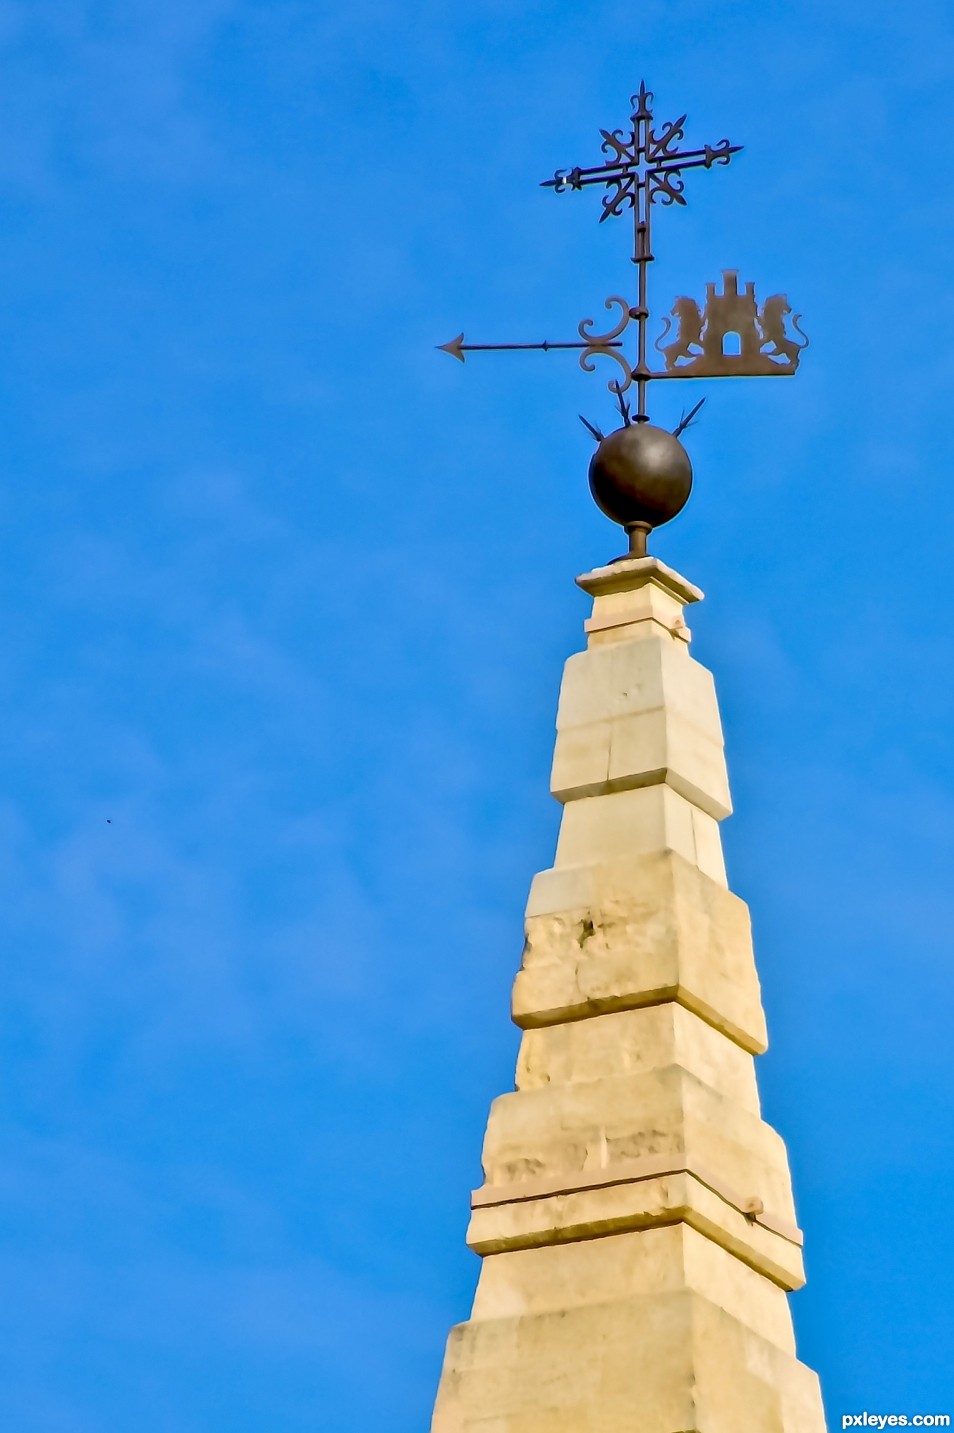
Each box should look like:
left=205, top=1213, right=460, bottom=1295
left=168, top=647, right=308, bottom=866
left=588, top=423, right=693, bottom=529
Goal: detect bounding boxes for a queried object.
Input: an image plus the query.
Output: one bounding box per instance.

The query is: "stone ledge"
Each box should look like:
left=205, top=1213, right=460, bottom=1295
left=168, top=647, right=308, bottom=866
left=466, top=1167, right=805, bottom=1291
left=512, top=977, right=765, bottom=1055
left=471, top=1149, right=802, bottom=1247
left=576, top=556, right=704, bottom=605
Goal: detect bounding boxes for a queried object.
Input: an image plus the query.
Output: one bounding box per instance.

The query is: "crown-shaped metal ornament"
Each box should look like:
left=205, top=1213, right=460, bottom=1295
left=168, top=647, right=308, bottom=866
left=438, top=83, right=808, bottom=558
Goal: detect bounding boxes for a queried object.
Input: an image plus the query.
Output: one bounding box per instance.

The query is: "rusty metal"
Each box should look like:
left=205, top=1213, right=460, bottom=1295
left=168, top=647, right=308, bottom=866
left=437, top=82, right=807, bottom=422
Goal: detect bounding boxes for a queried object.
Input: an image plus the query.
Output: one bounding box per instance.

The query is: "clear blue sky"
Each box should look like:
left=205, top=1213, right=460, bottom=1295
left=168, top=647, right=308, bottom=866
left=0, top=2, right=951, bottom=1429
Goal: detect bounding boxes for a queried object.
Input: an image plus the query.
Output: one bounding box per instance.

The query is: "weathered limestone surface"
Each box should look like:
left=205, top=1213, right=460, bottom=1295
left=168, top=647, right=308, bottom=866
left=430, top=557, right=826, bottom=1433
left=516, top=849, right=765, bottom=1050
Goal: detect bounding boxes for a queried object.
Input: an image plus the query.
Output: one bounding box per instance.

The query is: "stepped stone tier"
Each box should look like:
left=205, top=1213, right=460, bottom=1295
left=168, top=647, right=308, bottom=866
left=429, top=556, right=827, bottom=1433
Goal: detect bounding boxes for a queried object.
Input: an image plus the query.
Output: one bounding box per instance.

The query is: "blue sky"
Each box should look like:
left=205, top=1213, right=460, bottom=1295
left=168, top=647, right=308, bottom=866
left=0, top=1, right=951, bottom=1428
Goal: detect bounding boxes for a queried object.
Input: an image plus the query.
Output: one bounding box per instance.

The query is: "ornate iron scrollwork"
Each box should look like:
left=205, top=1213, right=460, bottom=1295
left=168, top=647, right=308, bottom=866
left=577, top=297, right=635, bottom=391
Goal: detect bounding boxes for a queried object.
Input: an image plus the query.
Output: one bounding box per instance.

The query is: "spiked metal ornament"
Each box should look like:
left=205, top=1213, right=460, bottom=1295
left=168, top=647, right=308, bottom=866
left=438, top=82, right=808, bottom=428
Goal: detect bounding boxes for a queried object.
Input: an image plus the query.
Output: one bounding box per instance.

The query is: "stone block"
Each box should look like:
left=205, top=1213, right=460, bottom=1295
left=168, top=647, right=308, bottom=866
left=555, top=632, right=722, bottom=739
left=553, top=785, right=727, bottom=885
left=469, top=1224, right=796, bottom=1353
left=550, top=706, right=732, bottom=818
left=514, top=850, right=767, bottom=1054
left=576, top=557, right=703, bottom=652
left=430, top=1282, right=825, bottom=1432
left=477, top=1064, right=797, bottom=1227
left=582, top=563, right=695, bottom=645
left=514, top=1004, right=761, bottom=1115
left=548, top=719, right=612, bottom=801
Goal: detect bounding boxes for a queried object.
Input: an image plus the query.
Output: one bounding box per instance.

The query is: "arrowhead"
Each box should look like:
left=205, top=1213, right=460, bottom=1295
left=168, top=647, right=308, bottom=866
left=437, top=332, right=466, bottom=363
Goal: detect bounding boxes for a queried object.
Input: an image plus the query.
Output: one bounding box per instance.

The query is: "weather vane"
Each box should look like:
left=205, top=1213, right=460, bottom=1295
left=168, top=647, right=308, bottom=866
left=438, top=82, right=808, bottom=559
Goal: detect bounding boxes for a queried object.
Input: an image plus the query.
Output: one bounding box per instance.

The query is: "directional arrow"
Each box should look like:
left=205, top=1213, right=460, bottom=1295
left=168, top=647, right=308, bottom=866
left=437, top=333, right=623, bottom=363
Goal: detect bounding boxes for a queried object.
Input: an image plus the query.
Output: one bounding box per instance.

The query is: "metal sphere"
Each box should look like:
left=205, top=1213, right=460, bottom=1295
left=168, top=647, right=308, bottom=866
left=588, top=422, right=693, bottom=530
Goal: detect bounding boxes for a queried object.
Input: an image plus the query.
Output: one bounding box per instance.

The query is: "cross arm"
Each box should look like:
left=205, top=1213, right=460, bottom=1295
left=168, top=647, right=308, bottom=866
left=540, top=140, right=743, bottom=197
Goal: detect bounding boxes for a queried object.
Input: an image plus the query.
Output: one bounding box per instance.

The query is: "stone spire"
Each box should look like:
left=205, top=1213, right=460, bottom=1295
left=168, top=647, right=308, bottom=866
left=429, top=556, right=826, bottom=1433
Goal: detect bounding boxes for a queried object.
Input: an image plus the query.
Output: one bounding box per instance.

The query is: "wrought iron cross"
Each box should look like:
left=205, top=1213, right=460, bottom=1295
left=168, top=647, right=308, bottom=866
left=438, top=82, right=807, bottom=424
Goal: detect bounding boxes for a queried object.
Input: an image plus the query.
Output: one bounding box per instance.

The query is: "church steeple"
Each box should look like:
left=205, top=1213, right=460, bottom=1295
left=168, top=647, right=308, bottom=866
left=429, top=556, right=826, bottom=1431
left=431, top=81, right=824, bottom=1432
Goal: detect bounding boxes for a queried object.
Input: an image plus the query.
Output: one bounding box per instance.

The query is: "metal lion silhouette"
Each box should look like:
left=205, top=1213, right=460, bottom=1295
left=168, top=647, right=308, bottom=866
left=655, top=270, right=808, bottom=377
